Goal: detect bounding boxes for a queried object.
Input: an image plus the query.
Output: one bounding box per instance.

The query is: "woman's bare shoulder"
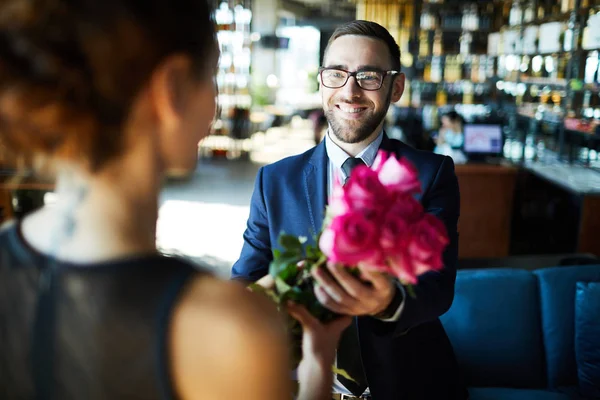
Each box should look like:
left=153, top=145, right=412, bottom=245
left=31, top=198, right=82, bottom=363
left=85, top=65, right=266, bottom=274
left=169, top=275, right=292, bottom=400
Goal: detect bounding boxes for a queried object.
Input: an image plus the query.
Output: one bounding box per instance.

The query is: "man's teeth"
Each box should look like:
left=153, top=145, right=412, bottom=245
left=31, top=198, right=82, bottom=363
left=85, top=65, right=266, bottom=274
left=339, top=106, right=364, bottom=113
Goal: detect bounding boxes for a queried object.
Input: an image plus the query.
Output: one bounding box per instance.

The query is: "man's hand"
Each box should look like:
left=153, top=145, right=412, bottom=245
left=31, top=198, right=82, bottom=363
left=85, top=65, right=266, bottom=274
left=312, top=262, right=396, bottom=316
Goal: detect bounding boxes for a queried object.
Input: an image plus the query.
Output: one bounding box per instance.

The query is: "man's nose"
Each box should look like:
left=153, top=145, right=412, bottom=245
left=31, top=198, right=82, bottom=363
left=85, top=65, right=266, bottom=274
left=339, top=75, right=363, bottom=97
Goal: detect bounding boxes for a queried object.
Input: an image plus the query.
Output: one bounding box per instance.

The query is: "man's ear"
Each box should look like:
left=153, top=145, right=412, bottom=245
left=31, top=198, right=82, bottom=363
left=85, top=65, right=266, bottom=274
left=391, top=73, right=405, bottom=103
left=149, top=55, right=193, bottom=134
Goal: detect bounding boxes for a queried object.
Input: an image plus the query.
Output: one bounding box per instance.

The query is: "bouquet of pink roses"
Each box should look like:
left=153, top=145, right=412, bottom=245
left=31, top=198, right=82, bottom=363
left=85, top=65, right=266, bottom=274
left=250, top=150, right=449, bottom=364
left=319, top=150, right=449, bottom=288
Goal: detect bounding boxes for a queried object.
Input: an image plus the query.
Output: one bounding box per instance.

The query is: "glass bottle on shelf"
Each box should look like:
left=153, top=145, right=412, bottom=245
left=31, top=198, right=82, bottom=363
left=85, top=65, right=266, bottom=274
left=436, top=86, right=448, bottom=106
left=444, top=56, right=453, bottom=82
left=537, top=4, right=545, bottom=20
left=419, top=31, right=430, bottom=57
left=470, top=56, right=480, bottom=82
left=432, top=29, right=443, bottom=56
left=557, top=55, right=567, bottom=80
left=584, top=51, right=597, bottom=84
left=430, top=56, right=443, bottom=82
left=463, top=81, right=474, bottom=104
left=561, top=0, right=574, bottom=13
left=509, top=0, right=522, bottom=26
left=424, top=62, right=432, bottom=81
left=460, top=32, right=472, bottom=55
left=523, top=0, right=535, bottom=23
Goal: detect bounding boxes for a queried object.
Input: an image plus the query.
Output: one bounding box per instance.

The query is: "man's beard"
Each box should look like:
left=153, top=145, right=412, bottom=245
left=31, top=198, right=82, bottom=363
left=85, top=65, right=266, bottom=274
left=325, top=92, right=392, bottom=144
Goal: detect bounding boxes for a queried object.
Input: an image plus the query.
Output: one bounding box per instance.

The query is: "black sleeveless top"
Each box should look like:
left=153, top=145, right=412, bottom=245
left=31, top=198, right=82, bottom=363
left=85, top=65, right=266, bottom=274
left=0, top=220, right=207, bottom=400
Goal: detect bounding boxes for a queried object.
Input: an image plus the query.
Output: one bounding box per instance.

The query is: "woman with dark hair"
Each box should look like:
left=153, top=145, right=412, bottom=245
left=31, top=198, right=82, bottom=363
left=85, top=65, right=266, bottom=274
left=0, top=1, right=349, bottom=399
left=434, top=110, right=467, bottom=163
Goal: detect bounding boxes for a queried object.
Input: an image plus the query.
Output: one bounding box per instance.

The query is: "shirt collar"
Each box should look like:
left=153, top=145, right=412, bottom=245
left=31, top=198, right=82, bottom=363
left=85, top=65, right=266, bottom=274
left=325, top=128, right=384, bottom=170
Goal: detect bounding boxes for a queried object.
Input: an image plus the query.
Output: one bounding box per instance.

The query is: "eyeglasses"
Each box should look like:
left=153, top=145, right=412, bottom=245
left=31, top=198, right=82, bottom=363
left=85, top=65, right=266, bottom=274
left=318, top=67, right=399, bottom=91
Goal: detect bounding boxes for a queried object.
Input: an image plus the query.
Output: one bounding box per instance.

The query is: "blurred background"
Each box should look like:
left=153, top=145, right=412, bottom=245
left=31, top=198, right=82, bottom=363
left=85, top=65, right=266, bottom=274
left=1, top=0, right=600, bottom=276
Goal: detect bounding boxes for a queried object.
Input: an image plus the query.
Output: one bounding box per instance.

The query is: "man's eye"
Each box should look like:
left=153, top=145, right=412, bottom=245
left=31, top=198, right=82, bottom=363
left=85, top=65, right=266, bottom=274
left=358, top=72, right=380, bottom=81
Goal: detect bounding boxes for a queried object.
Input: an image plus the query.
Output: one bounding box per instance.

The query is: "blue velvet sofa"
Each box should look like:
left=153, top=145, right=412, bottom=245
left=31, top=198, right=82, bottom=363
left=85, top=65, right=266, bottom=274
left=440, top=265, right=600, bottom=400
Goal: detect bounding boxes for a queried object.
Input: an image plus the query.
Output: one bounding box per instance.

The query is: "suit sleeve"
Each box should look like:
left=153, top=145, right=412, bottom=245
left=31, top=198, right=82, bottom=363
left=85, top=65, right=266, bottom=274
left=369, top=155, right=460, bottom=337
left=230, top=167, right=273, bottom=283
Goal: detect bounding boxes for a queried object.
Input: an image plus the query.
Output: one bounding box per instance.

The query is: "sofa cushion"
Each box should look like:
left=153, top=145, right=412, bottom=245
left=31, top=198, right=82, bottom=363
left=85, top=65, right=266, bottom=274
left=575, top=281, right=600, bottom=398
left=534, top=265, right=600, bottom=388
left=468, top=387, right=571, bottom=400
left=440, top=269, right=545, bottom=388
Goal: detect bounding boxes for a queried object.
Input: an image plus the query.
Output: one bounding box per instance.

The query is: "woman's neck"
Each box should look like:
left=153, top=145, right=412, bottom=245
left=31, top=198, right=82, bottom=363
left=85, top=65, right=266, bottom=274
left=21, top=145, right=162, bottom=264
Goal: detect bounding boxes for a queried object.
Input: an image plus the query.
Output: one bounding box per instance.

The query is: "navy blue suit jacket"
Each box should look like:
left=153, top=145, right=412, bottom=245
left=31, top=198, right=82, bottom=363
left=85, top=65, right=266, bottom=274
left=232, top=134, right=467, bottom=399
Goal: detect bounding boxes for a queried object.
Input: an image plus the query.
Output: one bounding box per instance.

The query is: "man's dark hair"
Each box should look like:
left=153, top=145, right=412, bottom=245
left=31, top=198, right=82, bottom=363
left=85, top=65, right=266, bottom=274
left=324, top=20, right=401, bottom=72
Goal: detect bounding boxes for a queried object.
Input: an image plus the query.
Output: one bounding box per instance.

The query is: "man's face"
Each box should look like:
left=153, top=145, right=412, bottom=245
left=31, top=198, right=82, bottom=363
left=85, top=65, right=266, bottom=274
left=320, top=35, right=404, bottom=144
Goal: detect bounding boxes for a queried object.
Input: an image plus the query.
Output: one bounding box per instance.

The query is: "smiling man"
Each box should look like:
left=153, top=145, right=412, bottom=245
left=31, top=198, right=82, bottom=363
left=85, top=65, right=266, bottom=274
left=232, top=20, right=467, bottom=400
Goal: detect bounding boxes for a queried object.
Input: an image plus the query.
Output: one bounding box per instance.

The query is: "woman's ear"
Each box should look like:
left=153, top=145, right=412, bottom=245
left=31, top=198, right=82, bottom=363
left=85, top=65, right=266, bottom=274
left=149, top=55, right=193, bottom=135
left=391, top=73, right=405, bottom=103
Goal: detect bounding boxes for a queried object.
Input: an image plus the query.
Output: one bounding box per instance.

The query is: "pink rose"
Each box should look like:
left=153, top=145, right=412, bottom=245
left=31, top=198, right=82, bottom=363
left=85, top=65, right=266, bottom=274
left=388, top=252, right=417, bottom=285
left=405, top=213, right=449, bottom=276
left=343, top=165, right=390, bottom=221
left=328, top=179, right=350, bottom=216
left=379, top=214, right=410, bottom=255
left=379, top=213, right=416, bottom=284
left=386, top=193, right=424, bottom=224
left=372, top=150, right=421, bottom=195
left=318, top=211, right=382, bottom=266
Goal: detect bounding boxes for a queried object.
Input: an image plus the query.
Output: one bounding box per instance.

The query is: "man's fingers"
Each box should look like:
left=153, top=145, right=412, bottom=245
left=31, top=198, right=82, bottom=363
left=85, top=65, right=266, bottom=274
left=327, top=263, right=369, bottom=298
left=313, top=266, right=347, bottom=303
left=314, top=285, right=354, bottom=315
left=358, top=266, right=392, bottom=291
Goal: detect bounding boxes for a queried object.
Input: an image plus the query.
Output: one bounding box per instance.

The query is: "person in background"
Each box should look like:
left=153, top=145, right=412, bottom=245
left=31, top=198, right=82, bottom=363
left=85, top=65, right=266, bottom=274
left=0, top=1, right=349, bottom=399
left=434, top=110, right=467, bottom=163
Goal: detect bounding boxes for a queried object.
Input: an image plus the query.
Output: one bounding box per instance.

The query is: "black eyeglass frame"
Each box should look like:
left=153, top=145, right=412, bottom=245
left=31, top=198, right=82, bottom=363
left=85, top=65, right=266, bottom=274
left=318, top=67, right=400, bottom=91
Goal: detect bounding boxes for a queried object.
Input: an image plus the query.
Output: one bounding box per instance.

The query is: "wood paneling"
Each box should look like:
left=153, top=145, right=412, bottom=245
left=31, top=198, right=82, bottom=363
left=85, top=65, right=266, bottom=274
left=578, top=195, right=600, bottom=257
left=455, top=164, right=518, bottom=258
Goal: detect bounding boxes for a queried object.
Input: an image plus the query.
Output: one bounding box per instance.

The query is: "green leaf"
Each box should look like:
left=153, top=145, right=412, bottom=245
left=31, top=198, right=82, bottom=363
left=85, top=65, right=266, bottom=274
left=405, top=284, right=416, bottom=299
left=332, top=366, right=357, bottom=383
left=278, top=233, right=304, bottom=253
left=275, top=276, right=292, bottom=295
left=280, top=263, right=299, bottom=282
left=305, top=244, right=323, bottom=261
left=269, top=253, right=301, bottom=277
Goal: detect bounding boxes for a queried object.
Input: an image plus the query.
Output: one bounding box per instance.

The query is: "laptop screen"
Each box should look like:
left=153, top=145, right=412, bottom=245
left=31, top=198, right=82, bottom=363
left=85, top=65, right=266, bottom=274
left=463, top=124, right=503, bottom=154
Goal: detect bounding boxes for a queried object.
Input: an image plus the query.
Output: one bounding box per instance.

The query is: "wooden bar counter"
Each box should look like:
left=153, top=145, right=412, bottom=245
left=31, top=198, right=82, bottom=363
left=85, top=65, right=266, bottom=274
left=455, top=163, right=518, bottom=259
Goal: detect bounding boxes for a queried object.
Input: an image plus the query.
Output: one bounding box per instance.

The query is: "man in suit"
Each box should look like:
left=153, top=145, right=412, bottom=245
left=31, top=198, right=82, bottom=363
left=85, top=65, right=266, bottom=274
left=232, top=20, right=467, bottom=400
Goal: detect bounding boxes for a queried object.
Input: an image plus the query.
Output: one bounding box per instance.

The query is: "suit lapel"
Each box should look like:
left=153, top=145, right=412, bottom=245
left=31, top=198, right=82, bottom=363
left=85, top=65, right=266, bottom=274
left=303, top=133, right=410, bottom=239
left=304, top=141, right=328, bottom=240
left=379, top=131, right=405, bottom=154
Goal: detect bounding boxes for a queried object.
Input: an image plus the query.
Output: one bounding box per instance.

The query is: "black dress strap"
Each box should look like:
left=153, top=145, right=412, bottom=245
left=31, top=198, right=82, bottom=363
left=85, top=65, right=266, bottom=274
left=155, top=259, right=198, bottom=400
left=32, top=266, right=58, bottom=400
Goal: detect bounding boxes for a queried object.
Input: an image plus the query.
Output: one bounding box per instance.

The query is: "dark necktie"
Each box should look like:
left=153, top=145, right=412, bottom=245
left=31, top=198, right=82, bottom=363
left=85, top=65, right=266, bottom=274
left=341, top=157, right=366, bottom=185
left=337, top=156, right=368, bottom=396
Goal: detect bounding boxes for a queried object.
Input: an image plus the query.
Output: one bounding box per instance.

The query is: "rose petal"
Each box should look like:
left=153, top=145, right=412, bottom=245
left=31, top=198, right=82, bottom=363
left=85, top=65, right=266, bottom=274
left=372, top=150, right=389, bottom=173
